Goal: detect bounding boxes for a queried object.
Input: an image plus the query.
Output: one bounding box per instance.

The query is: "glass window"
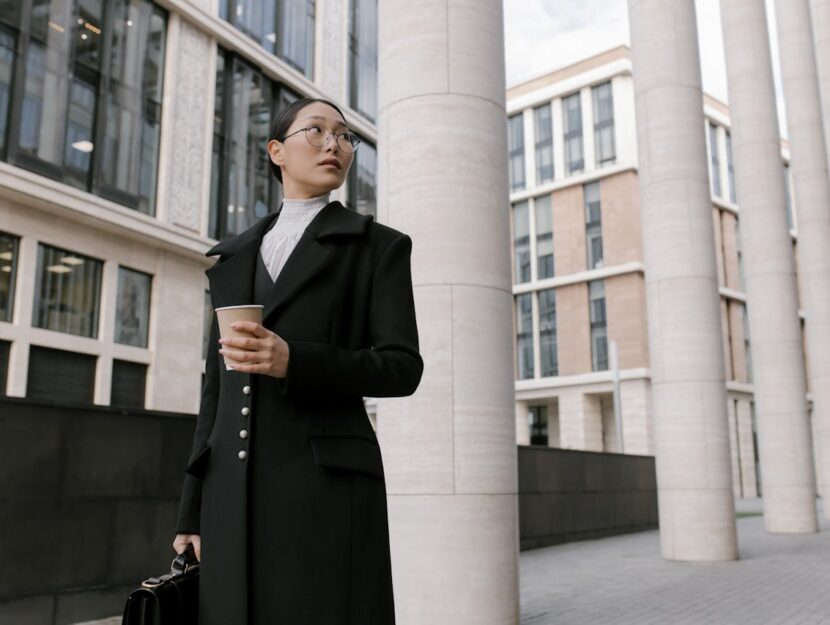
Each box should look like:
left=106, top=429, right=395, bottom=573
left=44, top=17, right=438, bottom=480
left=508, top=113, right=525, bottom=191
left=0, top=1, right=22, bottom=28
left=0, top=27, right=15, bottom=156
left=725, top=130, right=736, bottom=203
left=100, top=1, right=166, bottom=215
left=585, top=181, right=603, bottom=269
left=563, top=92, right=584, bottom=175
left=349, top=0, right=377, bottom=121
left=513, top=200, right=530, bottom=283
left=516, top=293, right=534, bottom=380
left=534, top=103, right=553, bottom=184
left=0, top=231, right=19, bottom=322
left=589, top=279, right=608, bottom=371
left=211, top=49, right=290, bottom=241
left=224, top=0, right=315, bottom=79
left=592, top=81, right=615, bottom=166
left=535, top=194, right=553, bottom=280
left=278, top=0, right=315, bottom=76
left=539, top=288, right=557, bottom=377
left=115, top=266, right=152, bottom=348
left=7, top=1, right=166, bottom=214
left=33, top=243, right=103, bottom=338
left=528, top=404, right=548, bottom=445
left=709, top=122, right=721, bottom=198
left=63, top=76, right=96, bottom=190
left=347, top=135, right=376, bottom=219
left=18, top=22, right=74, bottom=167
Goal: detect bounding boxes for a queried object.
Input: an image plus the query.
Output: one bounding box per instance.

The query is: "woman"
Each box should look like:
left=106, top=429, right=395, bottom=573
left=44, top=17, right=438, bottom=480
left=172, top=97, right=423, bottom=625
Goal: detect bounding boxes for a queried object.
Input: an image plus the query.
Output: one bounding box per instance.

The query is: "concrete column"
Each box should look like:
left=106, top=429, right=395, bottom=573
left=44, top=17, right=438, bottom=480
left=811, top=0, right=830, bottom=168
left=720, top=0, right=818, bottom=533
left=627, top=0, right=738, bottom=560
left=376, top=1, right=519, bottom=623
left=774, top=0, right=830, bottom=520
left=620, top=379, right=653, bottom=455
left=515, top=401, right=530, bottom=446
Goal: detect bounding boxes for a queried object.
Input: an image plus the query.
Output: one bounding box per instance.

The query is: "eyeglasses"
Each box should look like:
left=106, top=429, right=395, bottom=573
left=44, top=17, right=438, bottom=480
left=279, top=125, right=361, bottom=154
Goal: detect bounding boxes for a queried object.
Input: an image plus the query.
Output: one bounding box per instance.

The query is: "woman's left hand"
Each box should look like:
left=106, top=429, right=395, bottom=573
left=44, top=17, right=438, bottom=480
left=218, top=321, right=289, bottom=378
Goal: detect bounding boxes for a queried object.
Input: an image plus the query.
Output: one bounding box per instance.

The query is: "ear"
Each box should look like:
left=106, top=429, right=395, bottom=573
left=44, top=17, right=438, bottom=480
left=267, top=139, right=284, bottom=167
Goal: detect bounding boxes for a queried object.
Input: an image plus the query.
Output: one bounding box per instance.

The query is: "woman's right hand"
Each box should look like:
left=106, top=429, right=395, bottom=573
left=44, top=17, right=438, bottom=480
left=173, top=533, right=201, bottom=563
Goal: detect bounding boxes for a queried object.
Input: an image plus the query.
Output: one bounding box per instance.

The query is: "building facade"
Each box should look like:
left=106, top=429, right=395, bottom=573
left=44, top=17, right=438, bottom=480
left=506, top=45, right=813, bottom=500
left=0, top=0, right=379, bottom=419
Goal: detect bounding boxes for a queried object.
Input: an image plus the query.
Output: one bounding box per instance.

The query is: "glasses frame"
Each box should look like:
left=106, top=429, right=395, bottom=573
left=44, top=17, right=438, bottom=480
left=279, top=125, right=362, bottom=154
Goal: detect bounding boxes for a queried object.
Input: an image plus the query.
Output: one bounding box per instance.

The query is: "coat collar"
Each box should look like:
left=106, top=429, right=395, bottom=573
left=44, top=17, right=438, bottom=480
left=204, top=199, right=371, bottom=258
left=204, top=200, right=372, bottom=327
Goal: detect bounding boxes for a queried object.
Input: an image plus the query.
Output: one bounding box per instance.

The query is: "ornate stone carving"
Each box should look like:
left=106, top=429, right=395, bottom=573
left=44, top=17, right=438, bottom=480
left=321, top=0, right=345, bottom=98
left=168, top=20, right=212, bottom=233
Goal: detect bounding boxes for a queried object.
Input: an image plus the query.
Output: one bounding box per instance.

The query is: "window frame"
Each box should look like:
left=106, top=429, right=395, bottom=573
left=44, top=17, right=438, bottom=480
left=3, top=0, right=168, bottom=215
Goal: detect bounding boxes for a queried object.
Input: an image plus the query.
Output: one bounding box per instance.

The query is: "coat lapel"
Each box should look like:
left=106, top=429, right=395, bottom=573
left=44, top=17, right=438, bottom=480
left=204, top=200, right=373, bottom=327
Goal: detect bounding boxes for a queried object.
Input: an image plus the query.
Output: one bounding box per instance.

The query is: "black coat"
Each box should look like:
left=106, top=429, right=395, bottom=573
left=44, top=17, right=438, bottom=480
left=173, top=200, right=424, bottom=625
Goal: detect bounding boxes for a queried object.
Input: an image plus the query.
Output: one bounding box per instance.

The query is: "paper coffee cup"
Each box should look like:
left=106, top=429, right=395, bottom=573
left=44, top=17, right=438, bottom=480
left=215, top=305, right=264, bottom=371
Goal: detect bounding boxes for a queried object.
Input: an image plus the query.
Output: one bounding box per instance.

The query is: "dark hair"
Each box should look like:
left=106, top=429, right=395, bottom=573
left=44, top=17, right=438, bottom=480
left=268, top=97, right=349, bottom=184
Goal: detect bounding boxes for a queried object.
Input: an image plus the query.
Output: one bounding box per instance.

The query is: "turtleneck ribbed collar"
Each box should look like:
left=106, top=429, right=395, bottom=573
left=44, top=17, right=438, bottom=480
left=280, top=191, right=331, bottom=220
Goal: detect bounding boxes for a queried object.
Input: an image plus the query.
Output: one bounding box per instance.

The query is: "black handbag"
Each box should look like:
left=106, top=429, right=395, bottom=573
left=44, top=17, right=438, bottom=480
left=121, top=543, right=200, bottom=625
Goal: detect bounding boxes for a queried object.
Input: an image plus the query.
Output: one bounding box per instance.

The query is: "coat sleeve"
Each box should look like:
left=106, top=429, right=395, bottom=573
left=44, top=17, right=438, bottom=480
left=174, top=308, right=220, bottom=536
left=277, top=233, right=424, bottom=399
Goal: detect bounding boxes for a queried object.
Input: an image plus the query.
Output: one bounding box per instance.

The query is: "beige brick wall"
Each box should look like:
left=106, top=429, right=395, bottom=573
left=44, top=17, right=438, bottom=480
left=556, top=282, right=592, bottom=375
left=552, top=184, right=587, bottom=275
left=721, top=211, right=741, bottom=291
left=600, top=171, right=643, bottom=266
left=605, top=272, right=649, bottom=369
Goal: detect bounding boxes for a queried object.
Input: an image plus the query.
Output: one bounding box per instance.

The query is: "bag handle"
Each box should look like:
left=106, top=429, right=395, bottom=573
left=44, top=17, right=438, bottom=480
left=141, top=544, right=199, bottom=588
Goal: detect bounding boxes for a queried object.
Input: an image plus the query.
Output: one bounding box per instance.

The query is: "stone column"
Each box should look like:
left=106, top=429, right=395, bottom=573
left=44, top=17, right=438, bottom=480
left=811, top=0, right=830, bottom=169
left=774, top=0, right=830, bottom=519
left=627, top=0, right=738, bottom=560
left=376, top=1, right=520, bottom=623
left=720, top=0, right=818, bottom=532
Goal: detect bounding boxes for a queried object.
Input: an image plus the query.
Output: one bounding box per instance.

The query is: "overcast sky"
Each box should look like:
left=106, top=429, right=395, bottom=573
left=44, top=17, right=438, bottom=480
left=503, top=0, right=788, bottom=137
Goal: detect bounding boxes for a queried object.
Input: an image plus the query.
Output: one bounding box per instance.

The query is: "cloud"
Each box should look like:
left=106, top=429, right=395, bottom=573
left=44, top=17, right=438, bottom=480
left=504, top=0, right=788, bottom=138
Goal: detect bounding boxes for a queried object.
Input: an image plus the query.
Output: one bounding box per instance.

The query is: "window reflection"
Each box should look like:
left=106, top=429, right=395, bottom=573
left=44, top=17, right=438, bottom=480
left=115, top=266, right=152, bottom=348
left=224, top=0, right=314, bottom=79
left=33, top=242, right=103, bottom=339
left=348, top=138, right=376, bottom=219
left=0, top=232, right=19, bottom=323
left=0, top=28, right=13, bottom=155
left=211, top=48, right=295, bottom=241
left=349, top=0, right=377, bottom=121
left=4, top=0, right=166, bottom=214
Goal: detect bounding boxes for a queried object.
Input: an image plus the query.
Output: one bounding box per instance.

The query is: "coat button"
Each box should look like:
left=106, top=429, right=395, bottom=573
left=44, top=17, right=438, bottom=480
left=239, top=429, right=248, bottom=439
left=238, top=450, right=247, bottom=460
left=243, top=385, right=251, bottom=395
left=241, top=406, right=250, bottom=416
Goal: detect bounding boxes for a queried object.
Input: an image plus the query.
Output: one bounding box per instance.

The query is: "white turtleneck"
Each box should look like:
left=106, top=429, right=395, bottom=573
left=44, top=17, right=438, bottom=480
left=259, top=191, right=331, bottom=282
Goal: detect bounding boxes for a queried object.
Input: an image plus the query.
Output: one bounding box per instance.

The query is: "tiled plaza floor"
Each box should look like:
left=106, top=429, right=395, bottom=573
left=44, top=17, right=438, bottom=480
left=520, top=498, right=830, bottom=624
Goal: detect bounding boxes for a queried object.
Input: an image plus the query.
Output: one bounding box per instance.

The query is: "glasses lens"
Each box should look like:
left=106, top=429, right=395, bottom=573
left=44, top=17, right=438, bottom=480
left=337, top=133, right=357, bottom=153
left=305, top=128, right=357, bottom=153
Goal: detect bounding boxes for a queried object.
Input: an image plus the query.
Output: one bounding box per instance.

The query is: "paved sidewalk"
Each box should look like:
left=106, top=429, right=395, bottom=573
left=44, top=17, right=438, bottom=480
left=520, top=499, right=830, bottom=624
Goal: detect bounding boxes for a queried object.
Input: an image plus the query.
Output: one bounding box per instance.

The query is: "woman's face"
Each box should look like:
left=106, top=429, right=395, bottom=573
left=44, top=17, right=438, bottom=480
left=267, top=102, right=355, bottom=199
